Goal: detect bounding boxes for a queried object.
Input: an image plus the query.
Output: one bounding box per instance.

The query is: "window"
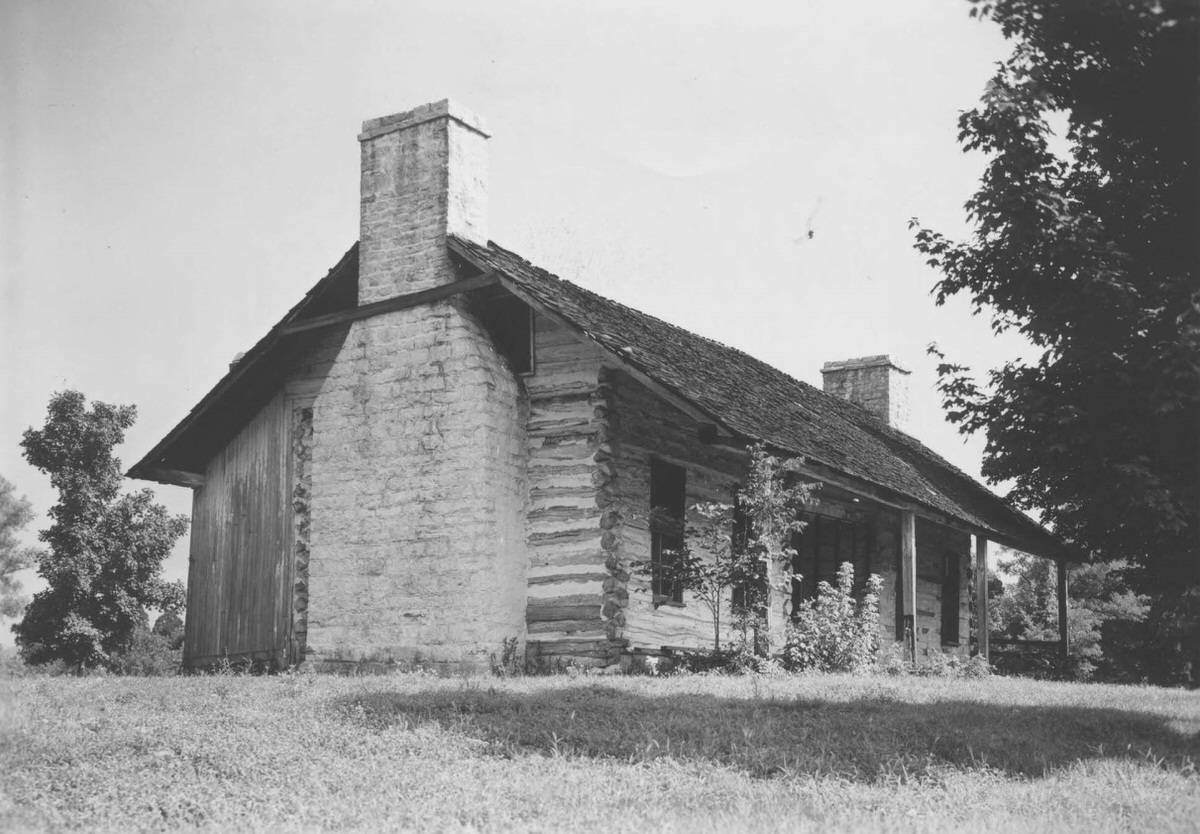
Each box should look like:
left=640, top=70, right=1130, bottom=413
left=941, top=552, right=961, bottom=645
left=650, top=459, right=686, bottom=604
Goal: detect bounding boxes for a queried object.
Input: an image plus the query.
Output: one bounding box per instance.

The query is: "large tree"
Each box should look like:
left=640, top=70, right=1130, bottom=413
left=0, top=475, right=40, bottom=620
left=914, top=1, right=1199, bottom=683
left=14, top=391, right=188, bottom=669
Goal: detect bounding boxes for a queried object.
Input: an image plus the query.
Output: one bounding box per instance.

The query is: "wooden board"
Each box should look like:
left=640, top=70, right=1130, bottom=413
left=183, top=392, right=291, bottom=666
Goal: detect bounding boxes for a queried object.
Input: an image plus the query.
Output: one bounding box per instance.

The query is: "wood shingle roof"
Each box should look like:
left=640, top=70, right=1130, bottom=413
left=449, top=235, right=1063, bottom=558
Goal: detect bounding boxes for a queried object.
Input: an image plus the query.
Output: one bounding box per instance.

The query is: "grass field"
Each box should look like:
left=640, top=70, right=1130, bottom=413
left=1, top=669, right=1196, bottom=833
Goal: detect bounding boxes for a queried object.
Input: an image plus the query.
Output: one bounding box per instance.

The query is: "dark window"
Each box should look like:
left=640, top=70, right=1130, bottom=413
left=941, top=552, right=961, bottom=645
left=650, top=459, right=686, bottom=604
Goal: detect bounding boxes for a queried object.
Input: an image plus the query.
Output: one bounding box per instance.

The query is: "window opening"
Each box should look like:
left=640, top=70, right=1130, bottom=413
left=650, top=459, right=686, bottom=604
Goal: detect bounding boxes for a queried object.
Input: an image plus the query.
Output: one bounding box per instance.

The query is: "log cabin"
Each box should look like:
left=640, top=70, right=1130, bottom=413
left=129, top=100, right=1069, bottom=672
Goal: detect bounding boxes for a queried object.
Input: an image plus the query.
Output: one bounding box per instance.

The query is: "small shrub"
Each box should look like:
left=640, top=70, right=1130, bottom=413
left=106, top=625, right=181, bottom=676
left=887, top=648, right=993, bottom=678
left=878, top=641, right=911, bottom=676
left=780, top=563, right=883, bottom=673
left=671, top=643, right=774, bottom=675
left=490, top=636, right=522, bottom=677
left=960, top=654, right=993, bottom=678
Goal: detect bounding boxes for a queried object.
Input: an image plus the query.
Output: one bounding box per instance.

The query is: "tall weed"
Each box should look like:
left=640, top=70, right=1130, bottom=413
left=781, top=563, right=882, bottom=673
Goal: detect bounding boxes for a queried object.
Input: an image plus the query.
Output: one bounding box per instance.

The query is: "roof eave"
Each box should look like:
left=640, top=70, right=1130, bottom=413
left=126, top=243, right=360, bottom=485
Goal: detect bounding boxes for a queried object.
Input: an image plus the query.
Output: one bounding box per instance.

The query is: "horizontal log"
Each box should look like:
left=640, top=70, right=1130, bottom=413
left=528, top=528, right=603, bottom=547
left=527, top=594, right=602, bottom=622
left=527, top=619, right=608, bottom=635
left=527, top=571, right=610, bottom=587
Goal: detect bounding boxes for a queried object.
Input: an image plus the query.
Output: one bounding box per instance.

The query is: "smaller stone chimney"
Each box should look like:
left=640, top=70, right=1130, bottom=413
left=821, top=355, right=911, bottom=432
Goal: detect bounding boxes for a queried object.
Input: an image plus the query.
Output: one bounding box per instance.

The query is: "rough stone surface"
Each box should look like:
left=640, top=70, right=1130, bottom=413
left=358, top=101, right=488, bottom=304
left=304, top=303, right=528, bottom=670
left=820, top=355, right=911, bottom=432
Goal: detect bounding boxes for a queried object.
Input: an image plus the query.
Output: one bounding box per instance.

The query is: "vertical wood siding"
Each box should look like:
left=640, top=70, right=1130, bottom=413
left=184, top=392, right=291, bottom=666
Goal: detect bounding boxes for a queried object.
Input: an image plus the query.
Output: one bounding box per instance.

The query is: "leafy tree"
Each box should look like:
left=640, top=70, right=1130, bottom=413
left=14, top=391, right=188, bottom=670
left=0, top=475, right=41, bottom=620
left=151, top=608, right=185, bottom=651
left=913, top=1, right=1199, bottom=684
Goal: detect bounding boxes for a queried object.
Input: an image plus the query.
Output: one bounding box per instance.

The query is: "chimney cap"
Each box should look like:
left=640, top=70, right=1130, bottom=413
left=820, top=355, right=910, bottom=375
left=359, top=99, right=491, bottom=142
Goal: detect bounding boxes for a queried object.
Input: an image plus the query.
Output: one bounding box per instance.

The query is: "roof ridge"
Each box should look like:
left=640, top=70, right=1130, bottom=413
left=482, top=237, right=830, bottom=391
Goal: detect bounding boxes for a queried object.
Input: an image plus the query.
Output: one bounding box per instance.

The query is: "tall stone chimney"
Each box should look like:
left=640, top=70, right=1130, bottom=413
left=357, top=99, right=489, bottom=304
left=307, top=101, right=526, bottom=672
left=821, top=355, right=911, bottom=432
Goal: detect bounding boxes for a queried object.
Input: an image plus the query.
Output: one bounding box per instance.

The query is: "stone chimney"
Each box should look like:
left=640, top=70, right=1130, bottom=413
left=821, top=355, right=911, bottom=432
left=357, top=99, right=490, bottom=305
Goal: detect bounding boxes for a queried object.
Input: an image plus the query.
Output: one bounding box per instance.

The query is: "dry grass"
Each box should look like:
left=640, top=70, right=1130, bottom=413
left=1, top=670, right=1196, bottom=833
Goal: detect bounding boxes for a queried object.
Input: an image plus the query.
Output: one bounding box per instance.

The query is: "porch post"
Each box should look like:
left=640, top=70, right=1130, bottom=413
left=1057, top=559, right=1069, bottom=666
left=975, top=536, right=989, bottom=661
left=901, top=511, right=917, bottom=662
left=766, top=555, right=787, bottom=653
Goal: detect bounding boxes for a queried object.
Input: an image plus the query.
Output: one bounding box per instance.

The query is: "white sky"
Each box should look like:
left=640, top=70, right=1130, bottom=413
left=0, top=0, right=1035, bottom=639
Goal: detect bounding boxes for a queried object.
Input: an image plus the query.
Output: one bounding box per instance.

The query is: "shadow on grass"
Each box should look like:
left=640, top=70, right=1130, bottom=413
left=331, top=680, right=1199, bottom=781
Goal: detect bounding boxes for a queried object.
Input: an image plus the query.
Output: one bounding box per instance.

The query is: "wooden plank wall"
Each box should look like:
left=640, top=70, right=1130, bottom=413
left=523, top=316, right=614, bottom=663
left=610, top=372, right=750, bottom=651
left=183, top=391, right=291, bottom=667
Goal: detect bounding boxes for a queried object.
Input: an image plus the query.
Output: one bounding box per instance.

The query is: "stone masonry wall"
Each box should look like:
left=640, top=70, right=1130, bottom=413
left=305, top=300, right=527, bottom=672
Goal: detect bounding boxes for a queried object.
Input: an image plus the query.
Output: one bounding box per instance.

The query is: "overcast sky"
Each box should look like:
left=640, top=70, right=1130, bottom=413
left=1, top=0, right=1034, bottom=636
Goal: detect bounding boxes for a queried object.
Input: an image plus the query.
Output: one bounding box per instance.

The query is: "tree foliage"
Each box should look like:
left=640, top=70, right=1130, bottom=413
left=990, top=551, right=1149, bottom=680
left=913, top=1, right=1199, bottom=682
left=13, top=391, right=188, bottom=669
left=0, top=475, right=41, bottom=620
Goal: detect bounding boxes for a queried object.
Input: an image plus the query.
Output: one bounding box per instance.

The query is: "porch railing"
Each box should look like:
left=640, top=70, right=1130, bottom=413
left=989, top=637, right=1068, bottom=678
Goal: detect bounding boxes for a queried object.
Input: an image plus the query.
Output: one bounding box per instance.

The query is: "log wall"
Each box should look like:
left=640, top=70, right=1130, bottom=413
left=608, top=371, right=750, bottom=651
left=522, top=316, right=616, bottom=665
